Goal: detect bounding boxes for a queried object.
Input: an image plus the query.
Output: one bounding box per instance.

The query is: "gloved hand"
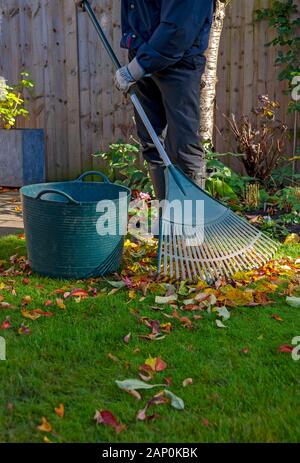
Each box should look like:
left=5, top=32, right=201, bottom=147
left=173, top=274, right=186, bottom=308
left=115, top=58, right=145, bottom=93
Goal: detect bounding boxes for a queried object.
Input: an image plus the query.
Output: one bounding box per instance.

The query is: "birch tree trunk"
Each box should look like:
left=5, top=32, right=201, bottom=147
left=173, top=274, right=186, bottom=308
left=200, top=0, right=230, bottom=145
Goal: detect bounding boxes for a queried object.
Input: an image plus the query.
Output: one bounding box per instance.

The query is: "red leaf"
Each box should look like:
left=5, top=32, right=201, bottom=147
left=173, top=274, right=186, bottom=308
left=44, top=300, right=53, bottom=307
left=155, top=357, right=167, bottom=372
left=202, top=418, right=210, bottom=427
left=94, top=410, right=126, bottom=433
left=32, top=309, right=54, bottom=317
left=278, top=344, right=293, bottom=353
left=0, top=317, right=12, bottom=330
left=70, top=289, right=89, bottom=298
left=123, top=333, right=131, bottom=344
left=22, top=277, right=30, bottom=285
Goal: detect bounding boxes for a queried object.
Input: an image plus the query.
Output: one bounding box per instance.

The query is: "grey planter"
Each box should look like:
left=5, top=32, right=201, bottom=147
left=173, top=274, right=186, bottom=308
left=0, top=129, right=45, bottom=187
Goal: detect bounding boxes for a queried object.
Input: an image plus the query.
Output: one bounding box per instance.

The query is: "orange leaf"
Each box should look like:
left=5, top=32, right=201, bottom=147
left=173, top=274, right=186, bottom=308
left=37, top=417, right=52, bottom=433
left=56, top=298, right=66, bottom=310
left=272, top=314, right=283, bottom=322
left=54, top=403, right=64, bottom=418
left=21, top=309, right=41, bottom=321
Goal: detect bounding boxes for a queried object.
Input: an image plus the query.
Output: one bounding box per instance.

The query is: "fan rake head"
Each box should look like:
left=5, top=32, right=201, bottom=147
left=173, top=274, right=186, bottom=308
left=157, top=166, right=278, bottom=282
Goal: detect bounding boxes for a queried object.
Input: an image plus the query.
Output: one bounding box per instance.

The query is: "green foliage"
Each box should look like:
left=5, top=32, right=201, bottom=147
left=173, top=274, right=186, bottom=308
left=93, top=143, right=153, bottom=194
left=0, top=72, right=34, bottom=129
left=256, top=0, right=300, bottom=113
left=205, top=151, right=253, bottom=201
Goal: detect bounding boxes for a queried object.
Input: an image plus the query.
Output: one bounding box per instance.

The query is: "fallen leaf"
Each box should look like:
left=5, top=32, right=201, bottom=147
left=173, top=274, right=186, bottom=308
left=286, top=296, right=300, bottom=308
left=202, top=418, right=210, bottom=427
left=22, top=295, right=32, bottom=305
left=44, top=300, right=53, bottom=307
left=54, top=403, right=64, bottom=418
left=0, top=317, right=12, bottom=329
left=216, top=306, right=230, bottom=321
left=241, top=347, right=249, bottom=354
left=32, top=309, right=53, bottom=317
left=106, top=280, right=126, bottom=289
left=278, top=344, right=293, bottom=353
left=22, top=277, right=30, bottom=285
left=216, top=319, right=227, bottom=328
left=116, top=379, right=165, bottom=391
left=37, top=417, right=52, bottom=433
left=18, top=323, right=31, bottom=335
left=108, top=353, right=119, bottom=363
left=272, top=314, right=283, bottom=322
left=164, top=390, right=185, bottom=410
left=69, top=288, right=89, bottom=298
left=94, top=410, right=126, bottom=434
left=56, top=298, right=66, bottom=310
left=21, top=309, right=41, bottom=321
left=155, top=295, right=178, bottom=304
left=123, top=333, right=131, bottom=344
left=125, top=389, right=142, bottom=400
left=182, top=378, right=193, bottom=387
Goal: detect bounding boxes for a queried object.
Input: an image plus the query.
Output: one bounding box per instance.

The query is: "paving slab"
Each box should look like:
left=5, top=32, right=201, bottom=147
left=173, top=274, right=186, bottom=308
left=0, top=191, right=24, bottom=237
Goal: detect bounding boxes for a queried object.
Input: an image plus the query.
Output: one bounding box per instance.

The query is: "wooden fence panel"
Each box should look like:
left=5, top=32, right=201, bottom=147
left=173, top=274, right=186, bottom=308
left=0, top=0, right=298, bottom=180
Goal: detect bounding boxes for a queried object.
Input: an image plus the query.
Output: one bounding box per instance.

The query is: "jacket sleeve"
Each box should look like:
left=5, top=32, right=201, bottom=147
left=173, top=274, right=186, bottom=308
left=136, top=0, right=214, bottom=74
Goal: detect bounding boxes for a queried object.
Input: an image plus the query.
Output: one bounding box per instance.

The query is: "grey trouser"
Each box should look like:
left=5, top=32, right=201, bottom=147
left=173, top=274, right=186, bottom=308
left=130, top=52, right=206, bottom=179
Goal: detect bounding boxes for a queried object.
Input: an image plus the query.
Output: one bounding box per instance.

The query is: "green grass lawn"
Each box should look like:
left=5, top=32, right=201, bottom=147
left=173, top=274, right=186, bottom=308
left=0, top=235, right=299, bottom=443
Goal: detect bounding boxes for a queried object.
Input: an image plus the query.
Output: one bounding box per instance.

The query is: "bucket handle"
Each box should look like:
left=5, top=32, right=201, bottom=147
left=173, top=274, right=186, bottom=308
left=76, top=171, right=110, bottom=183
left=35, top=189, right=80, bottom=205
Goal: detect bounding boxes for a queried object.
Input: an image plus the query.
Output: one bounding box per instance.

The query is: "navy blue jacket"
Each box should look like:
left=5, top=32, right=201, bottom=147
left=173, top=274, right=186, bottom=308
left=121, top=0, right=214, bottom=73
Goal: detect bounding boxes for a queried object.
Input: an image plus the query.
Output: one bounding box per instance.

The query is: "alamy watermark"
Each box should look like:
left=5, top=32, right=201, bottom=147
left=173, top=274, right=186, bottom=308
left=291, top=75, right=300, bottom=102
left=0, top=337, right=6, bottom=361
left=95, top=194, right=204, bottom=245
left=292, top=336, right=300, bottom=361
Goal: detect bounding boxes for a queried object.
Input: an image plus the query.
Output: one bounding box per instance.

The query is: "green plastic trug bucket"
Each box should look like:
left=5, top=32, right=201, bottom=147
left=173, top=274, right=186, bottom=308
left=20, top=171, right=131, bottom=279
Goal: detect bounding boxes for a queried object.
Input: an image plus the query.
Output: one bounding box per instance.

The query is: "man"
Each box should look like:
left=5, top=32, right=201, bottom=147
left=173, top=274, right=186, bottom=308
left=115, top=0, right=215, bottom=201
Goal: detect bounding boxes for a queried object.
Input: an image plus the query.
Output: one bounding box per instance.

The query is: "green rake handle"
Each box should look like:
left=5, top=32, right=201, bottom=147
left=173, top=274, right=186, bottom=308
left=78, top=0, right=172, bottom=168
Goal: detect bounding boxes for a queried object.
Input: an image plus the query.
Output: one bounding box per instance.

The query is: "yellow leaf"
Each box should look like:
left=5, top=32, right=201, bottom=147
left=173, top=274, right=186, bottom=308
left=56, top=298, right=66, bottom=309
left=128, top=290, right=136, bottom=300
left=284, top=233, right=299, bottom=245
left=43, top=436, right=53, bottom=443
left=220, top=286, right=254, bottom=306
left=21, top=309, right=41, bottom=321
left=144, top=355, right=157, bottom=371
left=54, top=403, right=64, bottom=418
left=37, top=417, right=52, bottom=433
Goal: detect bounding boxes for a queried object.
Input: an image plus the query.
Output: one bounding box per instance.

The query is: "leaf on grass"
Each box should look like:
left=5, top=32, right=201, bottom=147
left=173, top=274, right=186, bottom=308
left=272, top=314, right=283, bottom=322
left=21, top=309, right=41, bottom=321
left=94, top=410, right=126, bottom=434
left=155, top=295, right=178, bottom=304
left=123, top=333, right=131, bottom=344
left=116, top=379, right=164, bottom=391
left=164, top=390, right=185, bottom=410
left=286, top=296, right=300, bottom=308
left=22, top=295, right=32, bottom=306
left=69, top=288, right=89, bottom=299
left=32, top=309, right=53, bottom=317
left=216, top=319, right=227, bottom=328
left=216, top=306, right=230, bottom=321
left=202, top=418, right=210, bottom=427
left=18, top=323, right=31, bottom=335
left=278, top=344, right=293, bottom=353
left=54, top=403, right=64, bottom=418
left=182, top=378, right=193, bottom=387
left=125, top=389, right=142, bottom=400
left=108, top=353, right=119, bottom=363
left=0, top=317, right=12, bottom=329
left=106, top=280, right=126, bottom=289
left=37, top=417, right=52, bottom=433
left=144, top=356, right=167, bottom=372
left=0, top=302, right=13, bottom=309
left=44, top=300, right=53, bottom=307
left=56, top=298, right=66, bottom=310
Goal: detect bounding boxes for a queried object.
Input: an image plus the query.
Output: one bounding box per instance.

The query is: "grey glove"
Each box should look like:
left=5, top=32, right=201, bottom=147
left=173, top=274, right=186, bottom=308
left=115, top=57, right=145, bottom=93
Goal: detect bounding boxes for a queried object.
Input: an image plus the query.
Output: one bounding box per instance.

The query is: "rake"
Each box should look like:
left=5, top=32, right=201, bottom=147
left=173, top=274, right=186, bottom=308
left=79, top=0, right=278, bottom=282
